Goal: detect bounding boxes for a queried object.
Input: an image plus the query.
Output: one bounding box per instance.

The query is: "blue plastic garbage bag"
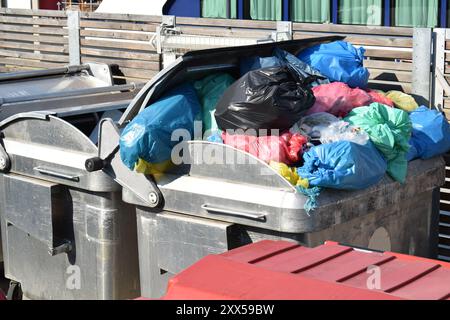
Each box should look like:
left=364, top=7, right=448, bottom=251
left=273, top=48, right=329, bottom=87
left=120, top=84, right=201, bottom=170
left=297, top=41, right=370, bottom=89
left=407, top=106, right=450, bottom=161
left=240, top=56, right=283, bottom=76
left=297, top=141, right=387, bottom=190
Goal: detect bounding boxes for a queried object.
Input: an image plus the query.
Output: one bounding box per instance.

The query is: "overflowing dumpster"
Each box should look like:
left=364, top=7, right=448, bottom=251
left=0, top=64, right=142, bottom=299
left=82, top=38, right=447, bottom=298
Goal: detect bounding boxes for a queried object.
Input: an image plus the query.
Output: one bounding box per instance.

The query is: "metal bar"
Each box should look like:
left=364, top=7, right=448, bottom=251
left=0, top=65, right=90, bottom=83
left=440, top=0, right=448, bottom=28
left=0, top=83, right=137, bottom=106
left=53, top=99, right=132, bottom=117
left=34, top=166, right=80, bottom=182
left=282, top=0, right=289, bottom=21
left=67, top=10, right=81, bottom=65
left=226, top=0, right=231, bottom=19
left=332, top=0, right=339, bottom=24
left=384, top=0, right=391, bottom=26
left=201, top=204, right=267, bottom=221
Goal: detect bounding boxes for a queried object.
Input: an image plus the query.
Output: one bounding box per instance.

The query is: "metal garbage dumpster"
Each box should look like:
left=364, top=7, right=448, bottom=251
left=89, top=38, right=445, bottom=298
left=0, top=64, right=142, bottom=300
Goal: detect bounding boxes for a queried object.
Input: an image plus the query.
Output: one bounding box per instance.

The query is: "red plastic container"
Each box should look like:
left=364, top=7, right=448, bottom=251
left=162, top=241, right=450, bottom=300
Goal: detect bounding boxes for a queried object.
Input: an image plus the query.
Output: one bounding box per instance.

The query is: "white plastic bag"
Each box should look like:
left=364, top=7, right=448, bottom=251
left=320, top=121, right=369, bottom=145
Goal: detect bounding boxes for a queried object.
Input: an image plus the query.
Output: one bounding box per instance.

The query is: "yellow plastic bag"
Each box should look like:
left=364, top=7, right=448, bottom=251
left=269, top=161, right=309, bottom=188
left=386, top=91, right=418, bottom=112
left=135, top=158, right=173, bottom=176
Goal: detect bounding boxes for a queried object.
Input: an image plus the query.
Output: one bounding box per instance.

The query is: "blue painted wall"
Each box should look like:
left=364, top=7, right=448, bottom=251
left=163, top=0, right=201, bottom=17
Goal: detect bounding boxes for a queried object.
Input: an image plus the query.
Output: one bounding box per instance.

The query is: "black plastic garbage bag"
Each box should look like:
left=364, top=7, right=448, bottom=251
left=215, top=67, right=315, bottom=132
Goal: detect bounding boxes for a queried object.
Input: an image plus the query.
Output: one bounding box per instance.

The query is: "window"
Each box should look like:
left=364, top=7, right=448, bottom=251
left=339, top=0, right=383, bottom=26
left=250, top=0, right=282, bottom=21
left=291, top=0, right=330, bottom=23
left=201, top=0, right=237, bottom=19
left=394, top=0, right=438, bottom=28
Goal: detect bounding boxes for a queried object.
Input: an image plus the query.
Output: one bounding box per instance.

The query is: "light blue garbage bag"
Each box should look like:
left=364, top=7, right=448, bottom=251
left=297, top=140, right=387, bottom=190
left=407, top=106, right=450, bottom=161
left=120, top=83, right=201, bottom=170
left=297, top=41, right=370, bottom=89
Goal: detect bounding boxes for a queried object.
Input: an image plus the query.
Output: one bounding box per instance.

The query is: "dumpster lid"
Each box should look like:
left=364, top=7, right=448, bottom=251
left=118, top=36, right=344, bottom=126
left=162, top=241, right=450, bottom=300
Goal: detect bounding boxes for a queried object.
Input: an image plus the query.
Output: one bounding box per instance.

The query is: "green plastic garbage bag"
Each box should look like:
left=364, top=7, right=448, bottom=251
left=344, top=103, right=412, bottom=183
left=194, top=73, right=235, bottom=135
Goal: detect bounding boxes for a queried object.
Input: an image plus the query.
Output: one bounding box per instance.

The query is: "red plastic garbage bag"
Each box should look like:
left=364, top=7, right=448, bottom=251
left=366, top=89, right=394, bottom=107
left=223, top=132, right=308, bottom=165
left=308, top=82, right=372, bottom=117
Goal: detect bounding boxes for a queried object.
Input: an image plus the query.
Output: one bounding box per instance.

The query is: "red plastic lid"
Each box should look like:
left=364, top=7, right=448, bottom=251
left=163, top=241, right=450, bottom=300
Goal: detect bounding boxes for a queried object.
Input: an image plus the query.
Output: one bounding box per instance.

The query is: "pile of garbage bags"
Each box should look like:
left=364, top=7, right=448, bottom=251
left=119, top=40, right=450, bottom=213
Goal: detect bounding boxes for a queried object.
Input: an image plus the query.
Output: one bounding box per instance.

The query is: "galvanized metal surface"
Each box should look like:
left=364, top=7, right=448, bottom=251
left=0, top=182, right=140, bottom=299
left=134, top=153, right=444, bottom=298
left=0, top=65, right=141, bottom=299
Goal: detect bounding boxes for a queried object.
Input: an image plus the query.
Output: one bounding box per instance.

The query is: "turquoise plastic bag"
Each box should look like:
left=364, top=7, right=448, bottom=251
left=297, top=141, right=387, bottom=190
left=120, top=84, right=201, bottom=170
left=297, top=41, right=370, bottom=89
left=194, top=73, right=235, bottom=135
left=345, top=103, right=412, bottom=183
left=407, top=106, right=450, bottom=161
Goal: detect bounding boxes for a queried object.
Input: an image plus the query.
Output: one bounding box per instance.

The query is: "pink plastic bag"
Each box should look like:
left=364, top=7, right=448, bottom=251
left=223, top=132, right=308, bottom=165
left=308, top=82, right=372, bottom=117
left=366, top=89, right=394, bottom=107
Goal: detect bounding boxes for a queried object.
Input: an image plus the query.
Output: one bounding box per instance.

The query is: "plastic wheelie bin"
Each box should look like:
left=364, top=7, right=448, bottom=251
left=0, top=64, right=142, bottom=300
left=89, top=38, right=445, bottom=298
left=162, top=240, right=450, bottom=300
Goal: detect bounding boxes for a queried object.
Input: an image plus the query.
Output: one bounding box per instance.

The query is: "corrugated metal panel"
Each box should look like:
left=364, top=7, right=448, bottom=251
left=339, top=0, right=382, bottom=25
left=250, top=0, right=282, bottom=21
left=202, top=0, right=237, bottom=19
left=394, top=0, right=439, bottom=28
left=172, top=241, right=450, bottom=300
left=291, top=0, right=330, bottom=23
